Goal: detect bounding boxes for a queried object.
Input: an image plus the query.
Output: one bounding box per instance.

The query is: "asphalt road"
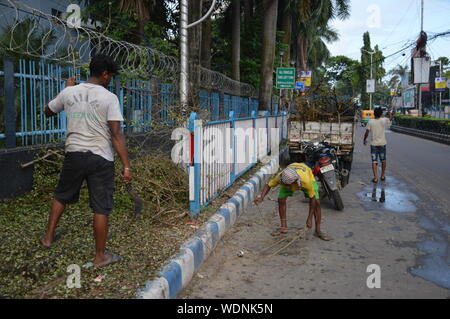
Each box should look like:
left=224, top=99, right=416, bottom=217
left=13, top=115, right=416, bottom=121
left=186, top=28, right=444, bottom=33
left=179, top=125, right=450, bottom=299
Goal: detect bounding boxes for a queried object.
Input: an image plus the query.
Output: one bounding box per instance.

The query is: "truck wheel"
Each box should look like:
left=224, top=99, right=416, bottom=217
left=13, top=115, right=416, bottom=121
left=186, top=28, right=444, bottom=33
left=343, top=158, right=353, bottom=180
left=331, top=190, right=344, bottom=211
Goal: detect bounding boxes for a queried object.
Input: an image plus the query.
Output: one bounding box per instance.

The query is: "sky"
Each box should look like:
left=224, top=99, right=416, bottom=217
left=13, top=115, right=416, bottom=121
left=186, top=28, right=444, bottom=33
left=327, top=0, right=450, bottom=74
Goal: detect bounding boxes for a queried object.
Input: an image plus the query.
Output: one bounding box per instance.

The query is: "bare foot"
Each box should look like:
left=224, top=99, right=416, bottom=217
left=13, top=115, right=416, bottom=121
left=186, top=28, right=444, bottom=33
left=41, top=234, right=54, bottom=248
left=271, top=227, right=288, bottom=236
left=94, top=252, right=122, bottom=267
left=314, top=231, right=332, bottom=241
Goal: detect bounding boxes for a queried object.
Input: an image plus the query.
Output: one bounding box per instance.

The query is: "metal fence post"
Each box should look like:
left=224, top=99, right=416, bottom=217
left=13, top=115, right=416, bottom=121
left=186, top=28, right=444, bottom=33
left=4, top=57, right=16, bottom=148
left=229, top=110, right=236, bottom=183
left=251, top=110, right=257, bottom=164
left=219, top=90, right=225, bottom=119
left=115, top=77, right=125, bottom=131
left=189, top=112, right=201, bottom=216
left=265, top=110, right=269, bottom=156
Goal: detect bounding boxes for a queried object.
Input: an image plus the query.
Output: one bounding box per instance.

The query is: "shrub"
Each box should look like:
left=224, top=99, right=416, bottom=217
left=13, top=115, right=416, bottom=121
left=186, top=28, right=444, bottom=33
left=393, top=114, right=450, bottom=135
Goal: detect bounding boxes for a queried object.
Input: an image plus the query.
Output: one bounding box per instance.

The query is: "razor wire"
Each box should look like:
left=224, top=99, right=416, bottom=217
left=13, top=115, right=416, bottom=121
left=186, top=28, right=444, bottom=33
left=0, top=0, right=179, bottom=80
left=0, top=0, right=257, bottom=97
left=199, top=66, right=257, bottom=97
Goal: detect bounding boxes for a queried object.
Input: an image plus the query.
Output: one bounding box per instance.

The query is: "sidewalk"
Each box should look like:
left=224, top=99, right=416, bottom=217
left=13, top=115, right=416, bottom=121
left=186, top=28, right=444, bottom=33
left=137, top=156, right=280, bottom=299
left=177, top=127, right=450, bottom=298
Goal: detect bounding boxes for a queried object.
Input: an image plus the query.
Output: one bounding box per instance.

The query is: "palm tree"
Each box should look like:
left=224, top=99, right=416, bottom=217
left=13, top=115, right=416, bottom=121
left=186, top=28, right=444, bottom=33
left=259, top=0, right=279, bottom=110
left=388, top=64, right=408, bottom=89
left=231, top=0, right=241, bottom=81
left=306, top=24, right=339, bottom=71
left=118, top=0, right=153, bottom=43
left=292, top=0, right=350, bottom=71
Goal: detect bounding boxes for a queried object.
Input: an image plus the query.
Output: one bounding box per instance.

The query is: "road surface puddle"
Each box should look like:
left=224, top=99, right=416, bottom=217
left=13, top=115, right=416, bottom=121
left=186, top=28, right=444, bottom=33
left=356, top=176, right=419, bottom=213
left=356, top=176, right=450, bottom=289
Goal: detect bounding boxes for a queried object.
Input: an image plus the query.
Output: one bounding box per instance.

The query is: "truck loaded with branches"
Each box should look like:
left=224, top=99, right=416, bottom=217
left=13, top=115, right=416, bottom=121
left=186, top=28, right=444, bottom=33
left=287, top=87, right=357, bottom=209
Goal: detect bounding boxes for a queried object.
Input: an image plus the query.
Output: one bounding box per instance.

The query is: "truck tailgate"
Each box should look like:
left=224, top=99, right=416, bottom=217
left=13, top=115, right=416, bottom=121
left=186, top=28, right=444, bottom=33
left=289, top=121, right=355, bottom=146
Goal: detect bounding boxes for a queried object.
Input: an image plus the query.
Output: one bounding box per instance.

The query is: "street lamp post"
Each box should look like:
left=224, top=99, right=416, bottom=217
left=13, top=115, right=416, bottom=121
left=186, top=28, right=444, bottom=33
left=279, top=50, right=284, bottom=111
left=362, top=48, right=376, bottom=110
left=180, top=0, right=217, bottom=108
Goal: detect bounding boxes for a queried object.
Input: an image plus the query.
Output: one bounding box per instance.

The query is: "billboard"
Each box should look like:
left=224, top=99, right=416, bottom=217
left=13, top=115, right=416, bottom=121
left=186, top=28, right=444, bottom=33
left=413, top=57, right=431, bottom=84
left=435, top=77, right=447, bottom=92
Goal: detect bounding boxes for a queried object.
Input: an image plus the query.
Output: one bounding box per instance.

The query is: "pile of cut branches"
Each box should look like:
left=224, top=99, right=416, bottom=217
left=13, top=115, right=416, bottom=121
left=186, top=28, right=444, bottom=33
left=0, top=143, right=193, bottom=299
left=292, top=87, right=356, bottom=122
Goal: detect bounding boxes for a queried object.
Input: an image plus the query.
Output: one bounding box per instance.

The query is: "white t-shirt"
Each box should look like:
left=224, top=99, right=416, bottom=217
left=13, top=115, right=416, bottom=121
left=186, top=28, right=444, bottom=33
left=367, top=117, right=390, bottom=146
left=48, top=83, right=124, bottom=161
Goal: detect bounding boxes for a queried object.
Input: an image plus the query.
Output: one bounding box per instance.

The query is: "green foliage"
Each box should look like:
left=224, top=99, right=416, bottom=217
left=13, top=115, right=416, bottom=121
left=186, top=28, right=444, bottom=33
left=211, top=3, right=277, bottom=89
left=394, top=114, right=450, bottom=134
left=359, top=31, right=385, bottom=106
left=436, top=56, right=449, bottom=68
left=0, top=17, right=56, bottom=61
left=323, top=55, right=361, bottom=97
left=372, top=81, right=390, bottom=106
left=78, top=0, right=178, bottom=56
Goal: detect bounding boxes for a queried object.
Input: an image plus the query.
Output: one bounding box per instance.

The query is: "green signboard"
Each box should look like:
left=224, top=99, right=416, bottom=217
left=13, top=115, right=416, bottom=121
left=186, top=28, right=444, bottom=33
left=276, top=67, right=295, bottom=89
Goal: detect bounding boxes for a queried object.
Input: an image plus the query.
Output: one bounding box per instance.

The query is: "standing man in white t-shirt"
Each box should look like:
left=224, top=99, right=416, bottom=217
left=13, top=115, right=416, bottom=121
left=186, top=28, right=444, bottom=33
left=363, top=107, right=393, bottom=183
left=42, top=55, right=132, bottom=267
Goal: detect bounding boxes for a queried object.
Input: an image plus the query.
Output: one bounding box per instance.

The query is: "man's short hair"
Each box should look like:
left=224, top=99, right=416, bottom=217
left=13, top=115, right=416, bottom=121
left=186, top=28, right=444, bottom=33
left=89, top=54, right=119, bottom=77
left=374, top=107, right=383, bottom=118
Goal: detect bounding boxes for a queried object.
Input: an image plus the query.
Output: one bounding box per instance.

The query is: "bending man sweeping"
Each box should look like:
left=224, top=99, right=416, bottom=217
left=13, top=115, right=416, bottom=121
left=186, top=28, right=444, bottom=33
left=254, top=163, right=331, bottom=241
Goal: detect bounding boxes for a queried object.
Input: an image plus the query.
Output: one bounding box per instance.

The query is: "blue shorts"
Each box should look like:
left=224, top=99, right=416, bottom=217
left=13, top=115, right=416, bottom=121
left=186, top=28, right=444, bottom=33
left=371, top=145, right=386, bottom=163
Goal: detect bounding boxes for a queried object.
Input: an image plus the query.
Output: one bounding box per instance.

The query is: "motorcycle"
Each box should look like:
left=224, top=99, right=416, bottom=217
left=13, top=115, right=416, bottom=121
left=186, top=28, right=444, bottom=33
left=301, top=135, right=349, bottom=211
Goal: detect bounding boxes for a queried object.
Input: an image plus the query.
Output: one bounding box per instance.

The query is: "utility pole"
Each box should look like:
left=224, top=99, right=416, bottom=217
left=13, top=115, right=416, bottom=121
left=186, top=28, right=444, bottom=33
left=180, top=0, right=188, bottom=109
left=421, top=0, right=424, bottom=33
left=418, top=0, right=424, bottom=115
left=362, top=48, right=376, bottom=110
left=439, top=59, right=442, bottom=108
left=279, top=50, right=284, bottom=111
left=180, top=0, right=217, bottom=108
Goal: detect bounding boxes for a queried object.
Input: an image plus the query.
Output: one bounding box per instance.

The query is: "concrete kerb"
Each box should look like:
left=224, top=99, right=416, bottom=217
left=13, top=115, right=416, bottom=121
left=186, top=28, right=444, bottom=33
left=390, top=125, right=450, bottom=145
left=136, top=155, right=279, bottom=299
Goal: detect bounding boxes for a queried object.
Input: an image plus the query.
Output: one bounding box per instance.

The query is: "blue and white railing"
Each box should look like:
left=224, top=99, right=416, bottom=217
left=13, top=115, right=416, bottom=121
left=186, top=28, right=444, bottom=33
left=1, top=58, right=269, bottom=148
left=188, top=110, right=288, bottom=215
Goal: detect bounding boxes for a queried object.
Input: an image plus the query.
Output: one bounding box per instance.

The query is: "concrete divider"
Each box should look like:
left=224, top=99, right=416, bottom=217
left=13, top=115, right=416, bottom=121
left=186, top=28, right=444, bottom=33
left=390, top=125, right=450, bottom=145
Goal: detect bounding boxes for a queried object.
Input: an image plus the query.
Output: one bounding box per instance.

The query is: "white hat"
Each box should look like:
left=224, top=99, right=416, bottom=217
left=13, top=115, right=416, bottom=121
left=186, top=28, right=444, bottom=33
left=280, top=167, right=302, bottom=187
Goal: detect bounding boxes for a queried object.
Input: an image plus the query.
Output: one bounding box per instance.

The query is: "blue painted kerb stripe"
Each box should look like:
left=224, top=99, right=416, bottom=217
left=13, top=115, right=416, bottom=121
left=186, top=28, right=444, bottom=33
left=159, top=261, right=182, bottom=299
left=241, top=185, right=252, bottom=198
left=182, top=239, right=204, bottom=272
left=229, top=198, right=240, bottom=215
left=218, top=207, right=231, bottom=228
left=209, top=222, right=219, bottom=247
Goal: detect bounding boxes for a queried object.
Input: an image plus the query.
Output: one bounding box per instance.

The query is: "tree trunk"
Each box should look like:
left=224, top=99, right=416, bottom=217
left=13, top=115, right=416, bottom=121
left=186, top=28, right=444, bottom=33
left=201, top=1, right=212, bottom=69
left=243, top=0, right=253, bottom=25
left=232, top=0, right=241, bottom=82
left=280, top=0, right=291, bottom=65
left=297, top=35, right=308, bottom=71
left=259, top=0, right=278, bottom=111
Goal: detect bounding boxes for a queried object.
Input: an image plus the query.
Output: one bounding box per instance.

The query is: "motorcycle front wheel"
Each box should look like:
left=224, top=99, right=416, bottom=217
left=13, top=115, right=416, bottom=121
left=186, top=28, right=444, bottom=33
left=331, top=190, right=344, bottom=211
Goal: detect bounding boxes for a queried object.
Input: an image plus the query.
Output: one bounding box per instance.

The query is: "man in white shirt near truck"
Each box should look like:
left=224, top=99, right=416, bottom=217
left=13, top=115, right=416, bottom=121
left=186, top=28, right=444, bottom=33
left=363, top=107, right=393, bottom=183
